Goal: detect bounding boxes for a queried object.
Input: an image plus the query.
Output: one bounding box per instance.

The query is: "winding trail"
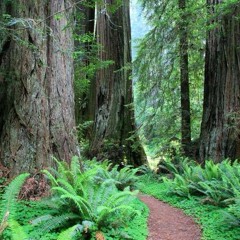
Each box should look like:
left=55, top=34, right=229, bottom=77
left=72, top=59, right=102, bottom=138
left=139, top=194, right=202, bottom=240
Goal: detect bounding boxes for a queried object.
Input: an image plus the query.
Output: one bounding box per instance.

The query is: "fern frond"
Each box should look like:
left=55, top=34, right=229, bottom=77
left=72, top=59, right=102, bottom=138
left=0, top=173, right=29, bottom=220
left=77, top=167, right=98, bottom=185
left=36, top=213, right=79, bottom=233
left=90, top=184, right=117, bottom=210
left=53, top=157, right=70, bottom=183
left=30, top=214, right=53, bottom=226
left=57, top=179, right=76, bottom=195
left=104, top=190, right=135, bottom=208
left=42, top=169, right=58, bottom=187
left=97, top=204, right=136, bottom=222
left=53, top=186, right=91, bottom=217
left=35, top=196, right=63, bottom=209
left=101, top=159, right=112, bottom=171
left=57, top=224, right=83, bottom=240
left=70, top=156, right=81, bottom=176
left=8, top=219, right=28, bottom=240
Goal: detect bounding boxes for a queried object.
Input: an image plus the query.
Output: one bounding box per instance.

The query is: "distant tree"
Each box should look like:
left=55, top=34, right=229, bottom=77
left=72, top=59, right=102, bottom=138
left=0, top=0, right=79, bottom=176
left=88, top=0, right=146, bottom=166
left=199, top=0, right=240, bottom=162
left=74, top=1, right=96, bottom=126
left=134, top=0, right=205, bottom=156
left=179, top=0, right=191, bottom=155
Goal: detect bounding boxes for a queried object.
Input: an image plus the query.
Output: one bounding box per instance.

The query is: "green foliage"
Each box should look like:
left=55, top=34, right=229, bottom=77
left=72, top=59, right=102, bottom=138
left=0, top=156, right=146, bottom=239
left=74, top=30, right=114, bottom=126
left=134, top=0, right=205, bottom=154
left=163, top=174, right=190, bottom=198
left=157, top=149, right=196, bottom=176
left=224, top=198, right=240, bottom=228
left=0, top=173, right=29, bottom=221
left=161, top=159, right=240, bottom=206
left=153, top=158, right=240, bottom=233
left=8, top=220, right=28, bottom=240
left=86, top=185, right=138, bottom=227
left=101, top=198, right=149, bottom=240
left=93, top=162, right=139, bottom=190
left=36, top=156, right=141, bottom=239
left=10, top=194, right=148, bottom=240
left=0, top=173, right=29, bottom=238
left=138, top=174, right=240, bottom=240
left=56, top=223, right=86, bottom=240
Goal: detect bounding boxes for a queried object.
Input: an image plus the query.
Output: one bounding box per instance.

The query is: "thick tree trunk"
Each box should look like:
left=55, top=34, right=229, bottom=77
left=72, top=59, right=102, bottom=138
left=179, top=0, right=191, bottom=156
left=199, top=1, right=240, bottom=162
left=0, top=0, right=79, bottom=176
left=89, top=0, right=146, bottom=166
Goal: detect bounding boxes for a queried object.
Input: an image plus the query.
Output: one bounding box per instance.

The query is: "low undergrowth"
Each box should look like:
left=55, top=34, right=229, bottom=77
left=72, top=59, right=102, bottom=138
left=0, top=157, right=148, bottom=240
left=138, top=174, right=240, bottom=240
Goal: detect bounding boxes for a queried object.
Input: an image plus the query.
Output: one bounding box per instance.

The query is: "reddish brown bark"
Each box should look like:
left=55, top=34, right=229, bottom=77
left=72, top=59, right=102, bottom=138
left=89, top=0, right=146, bottom=166
left=0, top=0, right=79, bottom=176
left=199, top=1, right=240, bottom=162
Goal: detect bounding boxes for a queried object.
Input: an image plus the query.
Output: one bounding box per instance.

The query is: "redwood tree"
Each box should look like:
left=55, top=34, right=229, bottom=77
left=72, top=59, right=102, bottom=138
left=89, top=0, right=146, bottom=166
left=0, top=0, right=79, bottom=176
left=179, top=0, right=191, bottom=156
left=199, top=1, right=240, bottom=162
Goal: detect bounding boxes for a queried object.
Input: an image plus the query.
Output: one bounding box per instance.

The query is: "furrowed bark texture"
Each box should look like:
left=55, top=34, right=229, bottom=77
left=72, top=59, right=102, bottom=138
left=199, top=1, right=240, bottom=162
left=89, top=0, right=146, bottom=166
left=0, top=0, right=79, bottom=176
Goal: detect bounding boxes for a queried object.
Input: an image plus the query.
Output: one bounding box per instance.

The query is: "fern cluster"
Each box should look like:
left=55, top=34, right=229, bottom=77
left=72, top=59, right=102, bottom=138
left=32, top=156, right=140, bottom=239
left=89, top=160, right=139, bottom=190
left=0, top=156, right=142, bottom=239
left=160, top=158, right=240, bottom=227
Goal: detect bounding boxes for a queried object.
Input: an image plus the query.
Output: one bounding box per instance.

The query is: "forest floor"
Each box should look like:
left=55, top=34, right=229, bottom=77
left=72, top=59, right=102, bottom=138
left=139, top=194, right=202, bottom=240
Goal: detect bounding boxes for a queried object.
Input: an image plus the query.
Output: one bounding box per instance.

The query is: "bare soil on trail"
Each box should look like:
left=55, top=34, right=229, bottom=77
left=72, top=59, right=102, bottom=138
left=139, top=194, right=202, bottom=240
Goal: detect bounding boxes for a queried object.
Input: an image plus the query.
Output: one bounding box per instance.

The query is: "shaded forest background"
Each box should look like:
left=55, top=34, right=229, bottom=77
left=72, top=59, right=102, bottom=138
left=0, top=0, right=240, bottom=177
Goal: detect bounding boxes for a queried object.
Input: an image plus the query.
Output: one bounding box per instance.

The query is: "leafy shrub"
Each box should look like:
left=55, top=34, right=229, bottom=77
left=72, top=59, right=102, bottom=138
left=83, top=158, right=140, bottom=190
left=157, top=156, right=197, bottom=176
left=138, top=174, right=240, bottom=240
left=94, top=164, right=139, bottom=190
left=0, top=157, right=145, bottom=239
left=221, top=164, right=240, bottom=227
left=162, top=159, right=201, bottom=197
left=223, top=197, right=240, bottom=227
left=163, top=159, right=240, bottom=206
left=196, top=160, right=240, bottom=206
left=163, top=174, right=190, bottom=197
left=35, top=156, right=139, bottom=239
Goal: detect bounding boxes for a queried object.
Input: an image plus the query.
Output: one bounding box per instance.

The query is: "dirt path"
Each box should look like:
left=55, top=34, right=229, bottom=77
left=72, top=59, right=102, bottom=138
left=139, top=194, right=202, bottom=240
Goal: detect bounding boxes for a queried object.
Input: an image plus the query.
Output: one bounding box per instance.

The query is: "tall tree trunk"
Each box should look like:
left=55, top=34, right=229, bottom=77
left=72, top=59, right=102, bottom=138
left=179, top=0, right=191, bottom=156
left=74, top=4, right=95, bottom=125
left=0, top=0, right=79, bottom=176
left=199, top=1, right=240, bottom=162
left=89, top=0, right=146, bottom=166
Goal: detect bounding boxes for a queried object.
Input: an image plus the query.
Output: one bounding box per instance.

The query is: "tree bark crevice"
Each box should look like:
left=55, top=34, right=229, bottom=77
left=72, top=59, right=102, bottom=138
left=0, top=0, right=79, bottom=176
left=88, top=0, right=146, bottom=166
left=199, top=2, right=240, bottom=162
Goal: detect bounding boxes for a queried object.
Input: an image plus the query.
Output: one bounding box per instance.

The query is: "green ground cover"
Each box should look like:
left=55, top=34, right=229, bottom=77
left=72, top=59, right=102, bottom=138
left=0, top=158, right=148, bottom=240
left=138, top=175, right=240, bottom=240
